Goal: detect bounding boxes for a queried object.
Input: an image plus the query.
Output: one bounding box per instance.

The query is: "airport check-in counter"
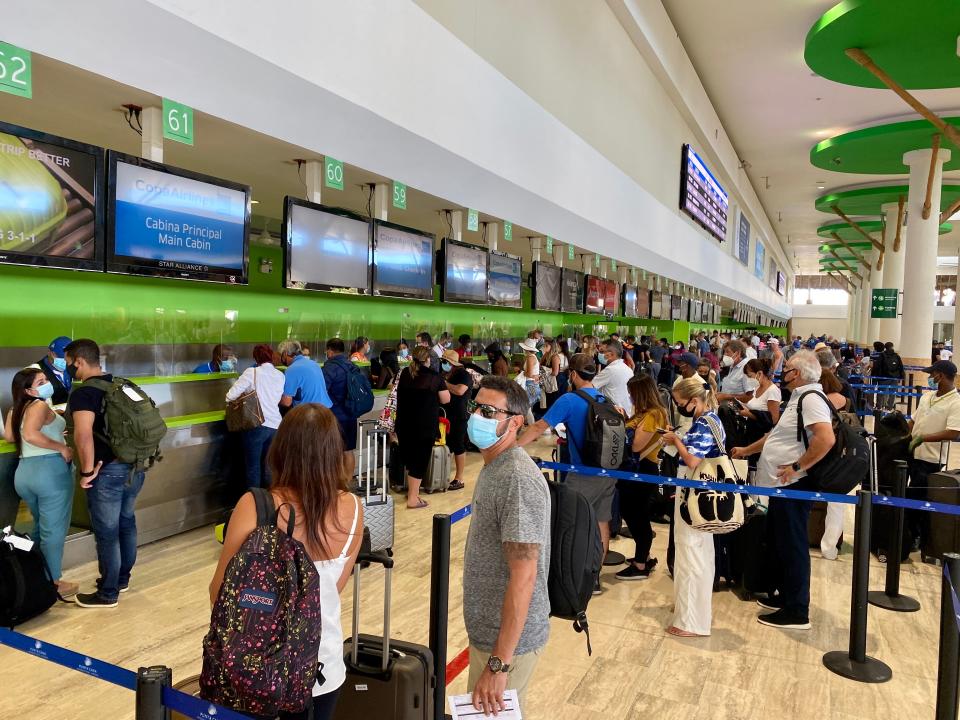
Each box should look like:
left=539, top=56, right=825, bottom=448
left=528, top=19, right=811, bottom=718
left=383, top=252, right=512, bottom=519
left=0, top=367, right=394, bottom=571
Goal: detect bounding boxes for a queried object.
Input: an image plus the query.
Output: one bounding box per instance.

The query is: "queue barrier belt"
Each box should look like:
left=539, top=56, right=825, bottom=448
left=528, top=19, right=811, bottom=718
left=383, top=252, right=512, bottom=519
left=947, top=565, right=960, bottom=632
left=0, top=628, right=253, bottom=720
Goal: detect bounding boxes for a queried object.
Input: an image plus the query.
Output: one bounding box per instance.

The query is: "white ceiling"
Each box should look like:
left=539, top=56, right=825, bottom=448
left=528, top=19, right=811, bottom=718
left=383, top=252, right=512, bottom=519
left=661, top=0, right=960, bottom=275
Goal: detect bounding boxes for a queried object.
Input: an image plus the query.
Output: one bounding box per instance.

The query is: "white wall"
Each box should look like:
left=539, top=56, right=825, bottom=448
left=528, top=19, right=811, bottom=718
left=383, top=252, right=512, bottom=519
left=790, top=303, right=849, bottom=340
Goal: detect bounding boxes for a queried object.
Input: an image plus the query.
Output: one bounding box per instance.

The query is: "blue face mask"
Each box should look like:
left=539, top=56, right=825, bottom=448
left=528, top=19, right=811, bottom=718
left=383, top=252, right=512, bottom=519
left=35, top=382, right=54, bottom=400
left=598, top=354, right=609, bottom=366
left=441, top=362, right=452, bottom=372
left=467, top=413, right=505, bottom=449
left=52, top=357, right=67, bottom=372
left=399, top=349, right=409, bottom=359
left=220, top=360, right=235, bottom=372
left=929, top=377, right=939, bottom=389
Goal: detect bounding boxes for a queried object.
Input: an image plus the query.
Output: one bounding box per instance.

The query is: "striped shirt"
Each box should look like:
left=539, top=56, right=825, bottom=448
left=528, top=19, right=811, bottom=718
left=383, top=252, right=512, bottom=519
left=681, top=412, right=725, bottom=466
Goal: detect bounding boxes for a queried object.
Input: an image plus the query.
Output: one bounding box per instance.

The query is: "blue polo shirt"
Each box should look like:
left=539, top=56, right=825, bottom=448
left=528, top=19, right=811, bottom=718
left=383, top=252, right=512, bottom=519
left=543, top=388, right=605, bottom=465
left=283, top=355, right=332, bottom=407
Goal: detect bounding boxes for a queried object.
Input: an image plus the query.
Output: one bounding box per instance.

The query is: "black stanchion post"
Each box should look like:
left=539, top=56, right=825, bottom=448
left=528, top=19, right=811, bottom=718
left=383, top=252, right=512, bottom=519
left=936, top=553, right=960, bottom=720
left=869, top=460, right=921, bottom=612
left=135, top=666, right=171, bottom=720
left=429, top=513, right=452, bottom=720
left=823, top=489, right=893, bottom=683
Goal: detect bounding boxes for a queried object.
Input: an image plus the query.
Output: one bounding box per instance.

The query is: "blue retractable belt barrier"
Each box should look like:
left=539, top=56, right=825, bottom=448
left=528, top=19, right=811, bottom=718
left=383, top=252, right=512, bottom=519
left=449, top=504, right=472, bottom=525
left=161, top=687, right=253, bottom=720
left=877, top=494, right=960, bottom=517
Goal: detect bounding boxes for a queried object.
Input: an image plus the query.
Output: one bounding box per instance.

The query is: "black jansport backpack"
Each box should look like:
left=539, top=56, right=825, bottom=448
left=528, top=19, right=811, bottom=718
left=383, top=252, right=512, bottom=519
left=574, top=390, right=626, bottom=469
left=547, top=480, right=603, bottom=655
left=797, top=391, right=869, bottom=494
left=200, top=488, right=322, bottom=717
left=0, top=528, right=58, bottom=627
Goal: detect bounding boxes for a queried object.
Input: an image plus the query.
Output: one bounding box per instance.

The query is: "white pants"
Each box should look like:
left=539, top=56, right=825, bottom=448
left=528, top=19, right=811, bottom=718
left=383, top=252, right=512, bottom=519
left=821, top=502, right=845, bottom=556
left=672, top=492, right=714, bottom=635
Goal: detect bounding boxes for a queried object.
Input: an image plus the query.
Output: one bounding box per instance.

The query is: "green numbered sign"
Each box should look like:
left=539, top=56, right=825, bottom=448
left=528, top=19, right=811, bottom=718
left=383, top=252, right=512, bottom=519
left=162, top=98, right=194, bottom=145
left=545, top=236, right=553, bottom=254
left=325, top=157, right=344, bottom=190
left=467, top=209, right=479, bottom=232
left=611, top=259, right=617, bottom=272
left=503, top=221, right=512, bottom=242
left=392, top=181, right=407, bottom=209
left=594, top=254, right=600, bottom=268
left=0, top=42, right=31, bottom=99
left=568, top=244, right=575, bottom=261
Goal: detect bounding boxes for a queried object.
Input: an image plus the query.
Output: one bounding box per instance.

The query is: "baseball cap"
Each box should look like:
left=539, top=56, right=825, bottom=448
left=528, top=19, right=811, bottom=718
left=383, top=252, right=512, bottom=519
left=48, top=336, right=72, bottom=357
left=924, top=360, right=957, bottom=378
left=678, top=352, right=699, bottom=368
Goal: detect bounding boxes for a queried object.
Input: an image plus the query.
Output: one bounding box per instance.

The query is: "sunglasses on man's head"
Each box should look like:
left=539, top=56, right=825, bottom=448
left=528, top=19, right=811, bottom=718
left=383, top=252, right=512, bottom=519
left=467, top=399, right=519, bottom=419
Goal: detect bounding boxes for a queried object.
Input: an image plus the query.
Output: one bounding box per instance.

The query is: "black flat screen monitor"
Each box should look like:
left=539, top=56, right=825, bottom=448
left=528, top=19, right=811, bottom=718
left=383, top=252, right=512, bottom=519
left=0, top=121, right=104, bottom=271
left=533, top=261, right=562, bottom=311
left=442, top=238, right=487, bottom=304
left=702, top=302, right=712, bottom=323
left=603, top=279, right=618, bottom=316
left=671, top=295, right=682, bottom=321
left=776, top=270, right=787, bottom=296
left=680, top=297, right=690, bottom=322
left=106, top=151, right=250, bottom=283
left=373, top=220, right=435, bottom=300
left=691, top=299, right=702, bottom=322
left=660, top=293, right=673, bottom=321
left=488, top=251, right=522, bottom=308
left=622, top=284, right=638, bottom=318
left=584, top=274, right=604, bottom=314
left=561, top=268, right=583, bottom=313
left=283, top=198, right=370, bottom=293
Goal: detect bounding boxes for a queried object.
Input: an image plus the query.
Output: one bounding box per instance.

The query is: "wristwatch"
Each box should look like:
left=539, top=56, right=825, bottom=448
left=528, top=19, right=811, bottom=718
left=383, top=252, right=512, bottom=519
left=486, top=656, right=511, bottom=673
left=791, top=461, right=802, bottom=472
left=80, top=468, right=96, bottom=478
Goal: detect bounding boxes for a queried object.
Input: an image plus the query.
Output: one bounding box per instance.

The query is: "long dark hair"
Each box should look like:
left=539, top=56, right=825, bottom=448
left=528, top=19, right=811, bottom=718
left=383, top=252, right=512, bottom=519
left=350, top=336, right=368, bottom=356
left=9, top=368, right=43, bottom=455
left=268, top=404, right=347, bottom=556
left=210, top=343, right=227, bottom=372
left=627, top=374, right=667, bottom=427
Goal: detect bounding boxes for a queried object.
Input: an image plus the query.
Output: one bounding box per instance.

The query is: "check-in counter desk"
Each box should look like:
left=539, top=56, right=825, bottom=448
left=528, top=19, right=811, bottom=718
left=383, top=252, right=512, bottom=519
left=0, top=369, right=390, bottom=570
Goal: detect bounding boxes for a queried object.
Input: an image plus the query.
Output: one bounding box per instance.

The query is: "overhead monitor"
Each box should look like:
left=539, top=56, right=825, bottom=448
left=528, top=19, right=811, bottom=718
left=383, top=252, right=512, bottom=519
left=0, top=121, right=104, bottom=272
left=441, top=238, right=487, bottom=304
left=107, top=151, right=250, bottom=283
left=622, top=284, right=638, bottom=318
left=488, top=250, right=522, bottom=308
left=373, top=220, right=435, bottom=300
left=603, top=279, right=618, bottom=316
left=637, top=288, right=650, bottom=319
left=533, top=261, right=562, bottom=311
left=691, top=299, right=702, bottom=322
left=651, top=291, right=663, bottom=319
left=680, top=144, right=728, bottom=243
left=660, top=293, right=673, bottom=321
left=671, top=295, right=682, bottom=321
left=584, top=274, right=604, bottom=314
left=282, top=198, right=371, bottom=293
left=561, top=268, right=583, bottom=313
left=776, top=270, right=787, bottom=296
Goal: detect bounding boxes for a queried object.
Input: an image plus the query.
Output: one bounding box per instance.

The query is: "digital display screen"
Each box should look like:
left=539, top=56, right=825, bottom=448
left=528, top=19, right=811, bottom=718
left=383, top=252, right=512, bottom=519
left=443, top=239, right=487, bottom=304
left=373, top=221, right=435, bottom=300
left=108, top=153, right=249, bottom=283
left=584, top=275, right=604, bottom=314
left=776, top=270, right=787, bottom=296
left=691, top=299, right=702, bottom=322
left=671, top=295, right=682, bottom=321
left=488, top=251, right=522, bottom=308
left=680, top=297, right=690, bottom=322
left=561, top=268, right=583, bottom=313
left=284, top=199, right=370, bottom=293
left=737, top=212, right=750, bottom=265
left=637, top=288, right=650, bottom=318
left=622, top=284, right=638, bottom=318
left=651, top=291, right=663, bottom=319
left=680, top=144, right=728, bottom=243
left=533, top=261, right=561, bottom=311
left=660, top=293, right=673, bottom=321
left=0, top=121, right=103, bottom=271
left=603, top=279, right=618, bottom=316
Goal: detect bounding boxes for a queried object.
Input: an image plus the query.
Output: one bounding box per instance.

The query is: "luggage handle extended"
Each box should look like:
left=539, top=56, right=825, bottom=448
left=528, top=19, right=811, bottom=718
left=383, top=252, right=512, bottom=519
left=358, top=420, right=389, bottom=505
left=351, top=551, right=394, bottom=672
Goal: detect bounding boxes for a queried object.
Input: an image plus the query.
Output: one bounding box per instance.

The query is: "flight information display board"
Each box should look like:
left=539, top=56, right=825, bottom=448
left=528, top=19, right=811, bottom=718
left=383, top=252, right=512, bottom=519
left=561, top=268, right=583, bottom=313
left=680, top=144, right=728, bottom=243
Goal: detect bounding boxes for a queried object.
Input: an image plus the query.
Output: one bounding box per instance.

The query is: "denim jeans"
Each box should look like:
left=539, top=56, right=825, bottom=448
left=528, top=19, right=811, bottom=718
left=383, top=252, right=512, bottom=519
left=242, top=425, right=277, bottom=488
left=768, top=496, right=812, bottom=616
left=85, top=462, right=145, bottom=601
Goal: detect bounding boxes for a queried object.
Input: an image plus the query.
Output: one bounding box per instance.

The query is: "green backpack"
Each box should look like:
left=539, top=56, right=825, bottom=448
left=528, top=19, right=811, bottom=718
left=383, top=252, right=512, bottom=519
left=77, top=377, right=167, bottom=471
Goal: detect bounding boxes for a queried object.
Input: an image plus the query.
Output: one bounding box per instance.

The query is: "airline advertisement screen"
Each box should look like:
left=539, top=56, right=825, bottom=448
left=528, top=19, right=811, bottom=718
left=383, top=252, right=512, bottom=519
left=443, top=239, right=487, bottom=304
left=622, top=284, right=638, bottom=318
left=637, top=288, right=650, bottom=318
left=603, top=279, right=618, bottom=315
left=488, top=251, right=522, bottom=308
left=584, top=275, right=604, bottom=314
left=561, top=268, right=583, bottom=313
left=533, top=261, right=561, bottom=311
left=373, top=221, right=435, bottom=300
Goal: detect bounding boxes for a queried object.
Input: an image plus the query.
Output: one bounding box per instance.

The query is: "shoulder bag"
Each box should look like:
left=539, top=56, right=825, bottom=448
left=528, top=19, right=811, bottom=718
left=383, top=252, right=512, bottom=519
left=226, top=368, right=264, bottom=432
left=377, top=371, right=401, bottom=433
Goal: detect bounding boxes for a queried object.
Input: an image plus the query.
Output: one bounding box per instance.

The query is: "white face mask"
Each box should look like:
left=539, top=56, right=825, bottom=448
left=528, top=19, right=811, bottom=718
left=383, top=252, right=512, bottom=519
left=722, top=355, right=734, bottom=368
left=744, top=376, right=760, bottom=391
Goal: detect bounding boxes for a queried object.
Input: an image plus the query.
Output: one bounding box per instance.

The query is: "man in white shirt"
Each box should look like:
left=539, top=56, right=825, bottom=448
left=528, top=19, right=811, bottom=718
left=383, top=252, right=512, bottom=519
left=745, top=335, right=759, bottom=360
left=593, top=339, right=634, bottom=416
left=717, top=340, right=753, bottom=402
left=907, top=360, right=960, bottom=549
left=940, top=346, right=954, bottom=362
left=433, top=332, right=452, bottom=358
left=732, top=350, right=835, bottom=631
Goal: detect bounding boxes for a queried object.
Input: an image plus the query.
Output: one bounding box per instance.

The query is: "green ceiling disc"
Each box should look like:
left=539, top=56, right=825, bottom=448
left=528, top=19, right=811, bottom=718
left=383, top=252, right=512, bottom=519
left=818, top=241, right=873, bottom=252
left=815, top=185, right=960, bottom=215
left=817, top=219, right=952, bottom=239
left=805, top=0, right=960, bottom=89
left=810, top=118, right=960, bottom=174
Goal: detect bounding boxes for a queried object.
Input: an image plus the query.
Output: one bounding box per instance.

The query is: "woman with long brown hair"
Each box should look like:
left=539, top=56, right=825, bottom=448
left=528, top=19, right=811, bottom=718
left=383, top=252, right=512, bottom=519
left=210, top=404, right=363, bottom=720
left=395, top=346, right=451, bottom=508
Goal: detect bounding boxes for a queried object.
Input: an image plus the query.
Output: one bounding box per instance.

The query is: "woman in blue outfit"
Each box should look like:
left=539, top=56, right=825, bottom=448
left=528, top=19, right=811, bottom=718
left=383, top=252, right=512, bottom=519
left=3, top=368, right=78, bottom=597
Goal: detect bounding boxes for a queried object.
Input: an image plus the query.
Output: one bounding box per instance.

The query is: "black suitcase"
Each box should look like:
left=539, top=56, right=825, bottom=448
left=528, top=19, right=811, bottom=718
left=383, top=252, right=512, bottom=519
left=923, top=470, right=960, bottom=563
left=333, top=552, right=434, bottom=720
left=389, top=441, right=407, bottom=491
left=729, top=512, right=774, bottom=599
left=0, top=528, right=58, bottom=627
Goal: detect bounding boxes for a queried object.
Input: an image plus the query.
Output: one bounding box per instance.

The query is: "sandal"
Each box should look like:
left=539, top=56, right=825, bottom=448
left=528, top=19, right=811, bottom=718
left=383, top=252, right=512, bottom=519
left=666, top=626, right=708, bottom=638
left=449, top=480, right=465, bottom=491
left=407, top=499, right=429, bottom=509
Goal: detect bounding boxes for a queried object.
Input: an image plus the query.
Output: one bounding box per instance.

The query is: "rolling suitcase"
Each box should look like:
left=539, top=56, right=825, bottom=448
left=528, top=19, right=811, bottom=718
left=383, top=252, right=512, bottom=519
left=421, top=444, right=451, bottom=494
left=333, top=553, right=434, bottom=720
left=355, top=422, right=395, bottom=554
left=923, top=469, right=960, bottom=563
left=355, top=419, right=389, bottom=486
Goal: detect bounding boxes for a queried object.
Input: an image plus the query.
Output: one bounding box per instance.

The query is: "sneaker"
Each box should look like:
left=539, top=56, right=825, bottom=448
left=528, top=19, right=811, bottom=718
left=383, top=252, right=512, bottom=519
left=757, top=609, right=810, bottom=630
left=75, top=592, right=118, bottom=609
left=593, top=580, right=603, bottom=596
left=756, top=595, right=784, bottom=612
left=821, top=546, right=839, bottom=561
left=616, top=562, right=655, bottom=581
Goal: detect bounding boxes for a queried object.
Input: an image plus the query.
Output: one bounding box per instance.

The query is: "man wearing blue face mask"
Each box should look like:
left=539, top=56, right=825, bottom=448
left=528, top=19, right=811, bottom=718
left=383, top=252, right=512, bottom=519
left=462, top=375, right=550, bottom=718
left=36, top=336, right=73, bottom=406
left=193, top=344, right=236, bottom=374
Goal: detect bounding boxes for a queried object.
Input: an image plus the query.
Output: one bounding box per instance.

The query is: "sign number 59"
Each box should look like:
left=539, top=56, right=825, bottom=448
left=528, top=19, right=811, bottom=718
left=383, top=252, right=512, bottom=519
left=0, top=42, right=32, bottom=99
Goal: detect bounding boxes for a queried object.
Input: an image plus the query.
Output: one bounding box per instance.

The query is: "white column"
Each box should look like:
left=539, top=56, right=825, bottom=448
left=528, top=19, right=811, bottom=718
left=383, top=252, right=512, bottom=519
left=448, top=210, right=463, bottom=242
left=859, top=261, right=872, bottom=343
left=140, top=106, right=163, bottom=162
left=953, top=267, right=960, bottom=346
left=880, top=201, right=907, bottom=346
left=619, top=267, right=629, bottom=285
left=901, top=148, right=951, bottom=362
left=373, top=183, right=389, bottom=220
left=849, top=284, right=861, bottom=341
left=553, top=246, right=565, bottom=267
left=866, top=247, right=883, bottom=342
left=599, top=259, right=609, bottom=279
left=530, top=237, right=542, bottom=263
left=487, top=223, right=500, bottom=252
left=304, top=160, right=323, bottom=204
left=582, top=255, right=593, bottom=275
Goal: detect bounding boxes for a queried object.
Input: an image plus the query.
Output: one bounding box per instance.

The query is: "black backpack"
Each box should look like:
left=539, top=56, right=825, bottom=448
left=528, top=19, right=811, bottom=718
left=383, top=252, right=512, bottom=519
left=883, top=352, right=904, bottom=379
left=797, top=391, right=870, bottom=494
left=546, top=480, right=603, bottom=655
left=0, top=529, right=58, bottom=627
left=344, top=362, right=375, bottom=417
left=574, top=390, right=626, bottom=469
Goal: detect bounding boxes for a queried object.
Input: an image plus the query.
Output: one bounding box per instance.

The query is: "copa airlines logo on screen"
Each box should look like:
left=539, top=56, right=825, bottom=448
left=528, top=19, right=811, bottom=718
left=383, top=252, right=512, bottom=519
left=238, top=588, right=277, bottom=612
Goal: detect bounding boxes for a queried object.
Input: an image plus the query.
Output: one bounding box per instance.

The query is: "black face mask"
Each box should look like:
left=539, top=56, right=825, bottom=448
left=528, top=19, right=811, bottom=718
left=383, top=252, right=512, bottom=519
left=66, top=363, right=79, bottom=380
left=676, top=402, right=696, bottom=418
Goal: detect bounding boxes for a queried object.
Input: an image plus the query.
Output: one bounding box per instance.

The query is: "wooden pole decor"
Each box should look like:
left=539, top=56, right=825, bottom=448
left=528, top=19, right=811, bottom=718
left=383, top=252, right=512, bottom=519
left=923, top=134, right=942, bottom=220
left=827, top=271, right=852, bottom=294
left=941, top=196, right=960, bottom=225
left=844, top=48, right=960, bottom=149
left=829, top=231, right=872, bottom=270
left=831, top=205, right=885, bottom=252
left=894, top=195, right=905, bottom=252
left=877, top=250, right=884, bottom=271
left=829, top=250, right=865, bottom=282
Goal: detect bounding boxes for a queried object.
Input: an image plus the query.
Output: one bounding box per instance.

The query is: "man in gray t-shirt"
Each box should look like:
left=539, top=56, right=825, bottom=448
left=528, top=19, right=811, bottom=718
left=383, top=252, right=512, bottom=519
left=463, top=376, right=551, bottom=717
